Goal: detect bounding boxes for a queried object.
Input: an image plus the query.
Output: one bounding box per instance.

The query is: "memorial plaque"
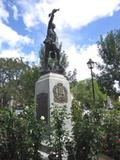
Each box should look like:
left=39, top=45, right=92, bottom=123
left=36, top=93, right=48, bottom=123
left=53, top=83, right=67, bottom=103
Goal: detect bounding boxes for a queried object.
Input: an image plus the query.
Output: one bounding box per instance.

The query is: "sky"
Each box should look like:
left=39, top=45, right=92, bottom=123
left=0, top=0, right=120, bottom=80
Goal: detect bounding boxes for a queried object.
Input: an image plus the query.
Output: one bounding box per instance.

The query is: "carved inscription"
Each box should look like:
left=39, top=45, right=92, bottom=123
left=53, top=83, right=67, bottom=103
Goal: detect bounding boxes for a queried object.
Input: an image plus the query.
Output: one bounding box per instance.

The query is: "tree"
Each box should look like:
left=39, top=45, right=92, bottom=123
left=20, top=65, right=41, bottom=106
left=71, top=79, right=106, bottom=110
left=0, top=58, right=29, bottom=107
left=0, top=58, right=41, bottom=108
left=97, top=29, right=120, bottom=100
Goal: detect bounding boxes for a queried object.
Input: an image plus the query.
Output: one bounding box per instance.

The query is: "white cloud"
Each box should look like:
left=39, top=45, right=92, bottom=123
left=0, top=0, right=9, bottom=22
left=17, top=0, right=42, bottom=28
left=0, top=1, right=36, bottom=66
left=12, top=5, right=19, bottom=20
left=25, top=51, right=38, bottom=62
left=66, top=44, right=102, bottom=80
left=0, top=22, right=33, bottom=47
left=0, top=48, right=38, bottom=63
left=18, top=0, right=120, bottom=29
left=0, top=1, right=33, bottom=48
left=0, top=48, right=20, bottom=58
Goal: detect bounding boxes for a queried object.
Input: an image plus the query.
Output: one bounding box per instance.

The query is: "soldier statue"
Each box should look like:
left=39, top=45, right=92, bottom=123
left=44, top=9, right=60, bottom=71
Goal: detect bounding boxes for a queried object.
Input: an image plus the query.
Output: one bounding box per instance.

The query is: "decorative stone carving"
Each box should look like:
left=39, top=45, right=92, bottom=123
left=53, top=83, right=67, bottom=103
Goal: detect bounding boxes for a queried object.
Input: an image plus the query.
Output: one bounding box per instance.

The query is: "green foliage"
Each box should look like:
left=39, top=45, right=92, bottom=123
left=71, top=99, right=82, bottom=124
left=97, top=29, right=120, bottom=99
left=48, top=105, right=69, bottom=159
left=113, top=101, right=120, bottom=110
left=0, top=106, right=45, bottom=160
left=102, top=109, right=120, bottom=160
left=20, top=65, right=41, bottom=105
left=72, top=101, right=104, bottom=160
left=71, top=79, right=120, bottom=160
left=0, top=58, right=28, bottom=107
left=72, top=98, right=120, bottom=160
left=0, top=58, right=41, bottom=107
left=71, top=79, right=106, bottom=110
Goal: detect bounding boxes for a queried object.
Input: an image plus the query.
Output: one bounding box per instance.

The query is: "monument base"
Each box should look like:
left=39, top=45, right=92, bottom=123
left=35, top=73, right=72, bottom=131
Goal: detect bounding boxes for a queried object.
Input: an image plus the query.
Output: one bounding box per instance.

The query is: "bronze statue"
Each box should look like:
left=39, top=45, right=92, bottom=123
left=44, top=9, right=60, bottom=71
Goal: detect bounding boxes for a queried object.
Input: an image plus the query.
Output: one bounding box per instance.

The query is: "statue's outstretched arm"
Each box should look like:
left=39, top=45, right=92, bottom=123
left=48, top=9, right=59, bottom=29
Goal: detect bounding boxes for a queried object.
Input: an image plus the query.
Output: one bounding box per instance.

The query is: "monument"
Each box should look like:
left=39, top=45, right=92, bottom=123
left=35, top=9, right=72, bottom=130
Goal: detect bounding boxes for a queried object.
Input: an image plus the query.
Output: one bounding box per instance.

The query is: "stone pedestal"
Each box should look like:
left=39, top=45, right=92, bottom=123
left=35, top=73, right=72, bottom=130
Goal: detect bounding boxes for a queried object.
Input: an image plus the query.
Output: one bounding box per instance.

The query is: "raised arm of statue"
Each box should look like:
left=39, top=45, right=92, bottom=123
left=48, top=9, right=59, bottom=29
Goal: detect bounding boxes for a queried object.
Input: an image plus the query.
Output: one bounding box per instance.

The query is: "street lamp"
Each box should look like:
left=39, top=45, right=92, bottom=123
left=87, top=59, right=95, bottom=104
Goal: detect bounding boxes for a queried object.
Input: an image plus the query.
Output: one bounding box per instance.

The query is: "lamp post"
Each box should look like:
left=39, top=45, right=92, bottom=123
left=87, top=59, right=95, bottom=104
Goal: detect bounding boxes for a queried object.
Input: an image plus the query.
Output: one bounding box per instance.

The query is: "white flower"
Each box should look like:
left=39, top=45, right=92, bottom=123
left=25, top=106, right=29, bottom=110
left=40, top=116, right=45, bottom=120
